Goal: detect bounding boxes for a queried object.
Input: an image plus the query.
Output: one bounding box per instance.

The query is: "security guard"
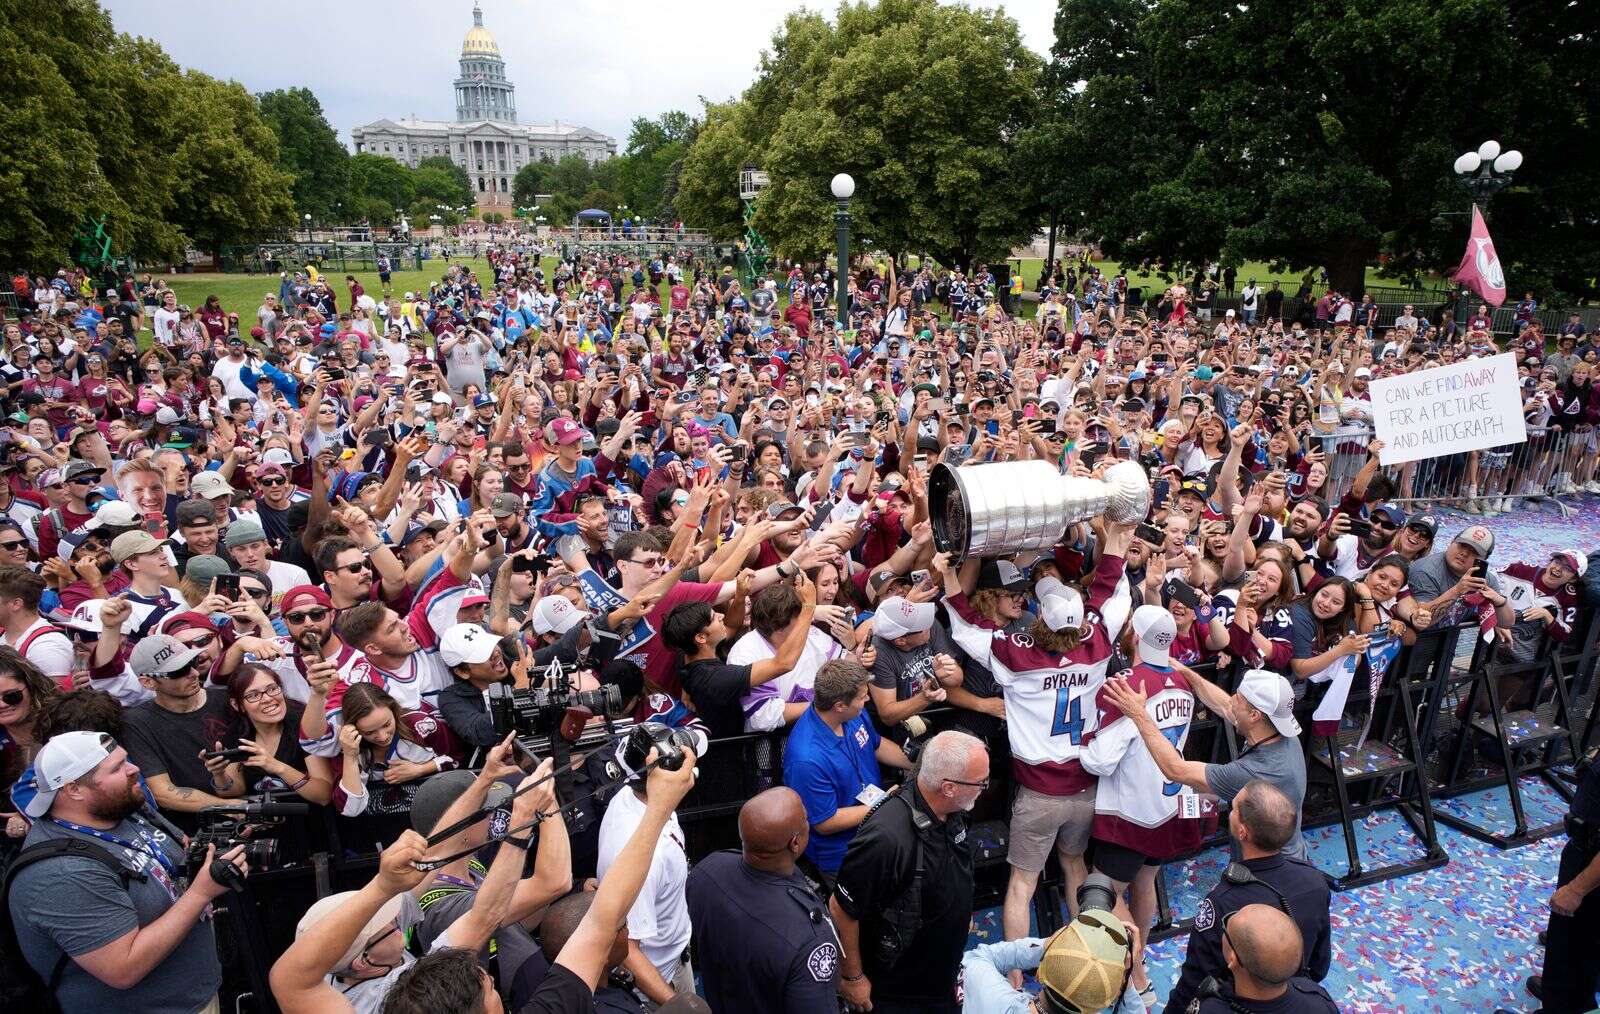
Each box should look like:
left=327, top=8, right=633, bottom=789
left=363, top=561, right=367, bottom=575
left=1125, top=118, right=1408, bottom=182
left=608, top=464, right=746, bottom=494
left=684, top=787, right=841, bottom=1013
left=1191, top=905, right=1338, bottom=1013
left=1167, top=781, right=1332, bottom=1014
left=1521, top=745, right=1600, bottom=1013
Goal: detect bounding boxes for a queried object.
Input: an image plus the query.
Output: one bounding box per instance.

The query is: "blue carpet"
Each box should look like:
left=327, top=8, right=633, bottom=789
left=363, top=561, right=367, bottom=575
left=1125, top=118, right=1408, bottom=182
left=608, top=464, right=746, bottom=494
left=966, top=494, right=1599, bottom=1013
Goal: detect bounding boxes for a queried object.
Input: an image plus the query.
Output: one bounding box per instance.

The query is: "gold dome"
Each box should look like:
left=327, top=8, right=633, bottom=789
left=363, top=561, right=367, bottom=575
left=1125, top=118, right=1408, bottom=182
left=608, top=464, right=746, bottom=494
left=461, top=4, right=500, bottom=57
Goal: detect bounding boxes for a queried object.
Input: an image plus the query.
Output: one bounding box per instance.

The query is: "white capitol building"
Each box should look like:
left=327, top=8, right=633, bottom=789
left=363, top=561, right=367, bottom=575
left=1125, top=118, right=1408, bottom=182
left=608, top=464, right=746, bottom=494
left=350, top=3, right=616, bottom=213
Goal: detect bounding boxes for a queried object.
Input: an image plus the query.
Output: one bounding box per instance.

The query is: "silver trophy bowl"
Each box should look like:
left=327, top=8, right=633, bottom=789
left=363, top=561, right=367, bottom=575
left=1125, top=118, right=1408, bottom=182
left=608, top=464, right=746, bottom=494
left=928, top=458, right=1152, bottom=559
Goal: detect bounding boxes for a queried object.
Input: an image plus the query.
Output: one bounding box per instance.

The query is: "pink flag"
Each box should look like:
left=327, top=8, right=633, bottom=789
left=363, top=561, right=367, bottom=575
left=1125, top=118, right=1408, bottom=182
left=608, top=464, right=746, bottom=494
left=1450, top=204, right=1507, bottom=307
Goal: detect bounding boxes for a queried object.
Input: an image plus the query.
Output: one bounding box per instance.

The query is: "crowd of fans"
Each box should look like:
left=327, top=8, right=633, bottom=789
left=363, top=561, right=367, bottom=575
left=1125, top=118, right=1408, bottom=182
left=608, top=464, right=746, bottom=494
left=0, top=245, right=1594, bottom=1014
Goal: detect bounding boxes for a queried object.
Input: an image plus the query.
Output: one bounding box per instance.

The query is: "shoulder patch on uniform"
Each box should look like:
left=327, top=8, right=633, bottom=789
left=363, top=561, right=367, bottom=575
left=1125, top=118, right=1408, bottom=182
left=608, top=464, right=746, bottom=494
left=806, top=942, right=838, bottom=982
left=1194, top=897, right=1214, bottom=931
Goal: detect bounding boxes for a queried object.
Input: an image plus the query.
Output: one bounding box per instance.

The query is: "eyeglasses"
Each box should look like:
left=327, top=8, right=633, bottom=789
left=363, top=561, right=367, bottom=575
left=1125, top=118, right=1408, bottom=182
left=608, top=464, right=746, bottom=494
left=180, top=632, right=216, bottom=651
left=331, top=561, right=370, bottom=576
left=506, top=462, right=532, bottom=473
left=623, top=555, right=664, bottom=569
left=360, top=921, right=401, bottom=964
left=68, top=475, right=102, bottom=486
left=942, top=776, right=990, bottom=790
left=0, top=540, right=27, bottom=552
left=284, top=607, right=331, bottom=624
left=0, top=688, right=26, bottom=707
left=241, top=585, right=269, bottom=600
left=258, top=476, right=288, bottom=487
left=242, top=683, right=283, bottom=705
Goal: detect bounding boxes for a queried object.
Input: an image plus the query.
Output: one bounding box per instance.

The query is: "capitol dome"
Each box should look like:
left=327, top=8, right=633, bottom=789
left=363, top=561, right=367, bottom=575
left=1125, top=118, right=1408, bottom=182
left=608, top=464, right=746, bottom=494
left=461, top=3, right=500, bottom=57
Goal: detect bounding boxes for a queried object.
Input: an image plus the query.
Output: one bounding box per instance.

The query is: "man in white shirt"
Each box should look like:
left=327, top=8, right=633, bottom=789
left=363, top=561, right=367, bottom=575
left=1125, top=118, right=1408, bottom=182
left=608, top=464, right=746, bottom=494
left=152, top=292, right=181, bottom=346
left=211, top=337, right=256, bottom=401
left=0, top=566, right=73, bottom=678
left=596, top=758, right=695, bottom=1006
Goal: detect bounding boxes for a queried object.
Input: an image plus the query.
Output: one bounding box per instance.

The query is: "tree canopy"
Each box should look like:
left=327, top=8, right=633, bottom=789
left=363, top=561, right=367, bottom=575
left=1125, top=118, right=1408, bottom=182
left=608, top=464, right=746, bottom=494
left=676, top=0, right=1043, bottom=268
left=0, top=1, right=294, bottom=266
left=258, top=87, right=350, bottom=222
left=1035, top=0, right=1600, bottom=300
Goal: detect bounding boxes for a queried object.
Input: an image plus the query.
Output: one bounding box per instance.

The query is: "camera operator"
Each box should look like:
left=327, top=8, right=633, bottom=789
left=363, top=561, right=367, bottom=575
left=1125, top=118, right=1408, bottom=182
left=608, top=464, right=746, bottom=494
left=1164, top=781, right=1330, bottom=1014
left=594, top=725, right=708, bottom=1006
left=270, top=764, right=546, bottom=1014
left=830, top=730, right=989, bottom=1014
left=959, top=873, right=1144, bottom=1013
left=7, top=731, right=245, bottom=1013
left=408, top=747, right=571, bottom=1011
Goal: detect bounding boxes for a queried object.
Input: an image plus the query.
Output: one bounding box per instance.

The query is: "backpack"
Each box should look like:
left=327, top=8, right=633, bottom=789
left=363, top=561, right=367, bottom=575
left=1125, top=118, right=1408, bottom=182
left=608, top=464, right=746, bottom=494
left=0, top=837, right=147, bottom=1013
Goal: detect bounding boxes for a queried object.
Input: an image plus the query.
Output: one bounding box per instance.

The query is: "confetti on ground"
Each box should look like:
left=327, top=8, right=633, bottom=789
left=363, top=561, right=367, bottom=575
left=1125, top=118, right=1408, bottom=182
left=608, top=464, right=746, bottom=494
left=967, top=496, right=1598, bottom=1014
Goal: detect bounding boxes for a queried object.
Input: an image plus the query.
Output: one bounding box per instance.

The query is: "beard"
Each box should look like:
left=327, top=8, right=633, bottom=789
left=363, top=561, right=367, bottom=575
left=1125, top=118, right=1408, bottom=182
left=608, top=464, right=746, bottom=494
left=87, top=780, right=144, bottom=824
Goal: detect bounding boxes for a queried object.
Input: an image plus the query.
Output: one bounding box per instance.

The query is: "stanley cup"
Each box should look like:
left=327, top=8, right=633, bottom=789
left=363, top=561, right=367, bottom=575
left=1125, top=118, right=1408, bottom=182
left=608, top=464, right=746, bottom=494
left=928, top=458, right=1152, bottom=559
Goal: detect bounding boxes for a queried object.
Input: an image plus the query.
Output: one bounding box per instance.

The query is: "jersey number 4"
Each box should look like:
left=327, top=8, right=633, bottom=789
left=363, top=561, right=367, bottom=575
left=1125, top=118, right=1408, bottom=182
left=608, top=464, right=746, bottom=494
left=1051, top=690, right=1086, bottom=743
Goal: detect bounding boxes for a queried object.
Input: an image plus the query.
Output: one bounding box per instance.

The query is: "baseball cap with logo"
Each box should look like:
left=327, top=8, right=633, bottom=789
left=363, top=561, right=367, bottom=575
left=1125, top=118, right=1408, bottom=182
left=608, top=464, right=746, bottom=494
left=189, top=471, right=234, bottom=500
left=977, top=559, right=1030, bottom=593
left=1131, top=604, right=1176, bottom=654
left=110, top=530, right=165, bottom=564
left=410, top=769, right=511, bottom=837
left=439, top=624, right=499, bottom=667
left=544, top=417, right=584, bottom=446
left=531, top=595, right=586, bottom=636
left=1406, top=513, right=1438, bottom=538
left=874, top=596, right=936, bottom=639
left=1552, top=550, right=1588, bottom=578
left=23, top=731, right=118, bottom=817
left=1237, top=669, right=1301, bottom=738
left=1037, top=583, right=1086, bottom=633
left=130, top=633, right=201, bottom=679
left=1452, top=525, right=1495, bottom=560
left=490, top=493, right=524, bottom=519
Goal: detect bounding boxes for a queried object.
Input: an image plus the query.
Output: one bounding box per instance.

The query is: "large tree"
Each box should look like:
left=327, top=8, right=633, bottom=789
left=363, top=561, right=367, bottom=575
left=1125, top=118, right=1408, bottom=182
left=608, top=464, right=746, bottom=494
left=0, top=1, right=294, bottom=266
left=677, top=0, right=1041, bottom=268
left=258, top=87, right=350, bottom=220
left=1042, top=0, right=1600, bottom=300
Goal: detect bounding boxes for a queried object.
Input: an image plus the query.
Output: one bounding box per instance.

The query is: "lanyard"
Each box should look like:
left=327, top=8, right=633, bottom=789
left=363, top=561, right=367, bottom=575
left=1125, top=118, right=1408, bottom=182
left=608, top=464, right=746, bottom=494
left=48, top=816, right=181, bottom=897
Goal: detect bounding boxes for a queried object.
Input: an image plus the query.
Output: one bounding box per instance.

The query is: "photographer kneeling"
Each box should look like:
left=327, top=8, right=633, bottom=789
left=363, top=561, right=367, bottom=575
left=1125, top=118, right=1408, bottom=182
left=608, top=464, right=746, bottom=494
left=5, top=731, right=246, bottom=1014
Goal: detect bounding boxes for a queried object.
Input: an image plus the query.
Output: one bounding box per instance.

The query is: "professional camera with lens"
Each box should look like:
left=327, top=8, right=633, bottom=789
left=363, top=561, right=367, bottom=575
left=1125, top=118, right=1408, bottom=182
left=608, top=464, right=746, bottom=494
left=618, top=721, right=707, bottom=779
left=488, top=657, right=627, bottom=744
left=182, top=793, right=309, bottom=887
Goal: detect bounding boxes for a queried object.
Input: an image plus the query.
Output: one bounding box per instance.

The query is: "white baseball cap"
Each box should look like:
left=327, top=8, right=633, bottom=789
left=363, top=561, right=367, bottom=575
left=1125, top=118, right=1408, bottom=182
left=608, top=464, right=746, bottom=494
left=1237, top=669, right=1301, bottom=738
left=24, top=731, right=117, bottom=817
left=874, top=596, right=935, bottom=639
left=531, top=595, right=586, bottom=636
left=1038, top=585, right=1085, bottom=632
left=439, top=624, right=499, bottom=667
left=1131, top=604, right=1176, bottom=653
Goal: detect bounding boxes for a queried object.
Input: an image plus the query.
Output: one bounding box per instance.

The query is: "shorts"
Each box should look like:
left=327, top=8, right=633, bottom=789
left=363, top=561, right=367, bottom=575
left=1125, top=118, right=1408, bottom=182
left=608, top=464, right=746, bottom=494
left=1089, top=838, right=1162, bottom=884
left=1007, top=784, right=1095, bottom=872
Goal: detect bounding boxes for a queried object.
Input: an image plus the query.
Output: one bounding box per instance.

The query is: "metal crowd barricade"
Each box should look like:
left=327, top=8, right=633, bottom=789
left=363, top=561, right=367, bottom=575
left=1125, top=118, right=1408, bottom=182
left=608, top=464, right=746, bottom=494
left=1303, top=425, right=1583, bottom=520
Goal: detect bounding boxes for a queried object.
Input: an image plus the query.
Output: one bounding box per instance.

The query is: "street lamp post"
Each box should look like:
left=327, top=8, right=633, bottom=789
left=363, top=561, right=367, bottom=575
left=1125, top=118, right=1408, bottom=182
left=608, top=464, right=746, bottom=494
left=831, top=173, right=854, bottom=320
left=302, top=213, right=312, bottom=242
left=1451, top=140, right=1522, bottom=329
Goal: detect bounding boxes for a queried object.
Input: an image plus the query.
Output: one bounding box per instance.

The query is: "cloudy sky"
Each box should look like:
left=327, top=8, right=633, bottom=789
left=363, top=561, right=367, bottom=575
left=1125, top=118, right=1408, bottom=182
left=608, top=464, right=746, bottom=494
left=98, top=0, right=1058, bottom=147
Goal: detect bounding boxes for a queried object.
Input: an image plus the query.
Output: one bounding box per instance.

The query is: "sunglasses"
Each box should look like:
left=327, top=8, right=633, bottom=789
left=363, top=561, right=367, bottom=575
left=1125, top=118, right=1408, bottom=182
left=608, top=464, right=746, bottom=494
left=154, top=657, right=206, bottom=680
left=241, top=585, right=269, bottom=600
left=258, top=476, right=288, bottom=487
left=331, top=561, right=370, bottom=576
left=0, top=539, right=27, bottom=552
left=0, top=688, right=26, bottom=707
left=284, top=607, right=331, bottom=624
left=180, top=632, right=216, bottom=651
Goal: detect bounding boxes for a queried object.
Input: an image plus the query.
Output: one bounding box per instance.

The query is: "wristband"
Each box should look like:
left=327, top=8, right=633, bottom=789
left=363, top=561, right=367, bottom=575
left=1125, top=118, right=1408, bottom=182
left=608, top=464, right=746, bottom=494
left=842, top=973, right=866, bottom=983
left=286, top=774, right=311, bottom=792
left=502, top=834, right=534, bottom=850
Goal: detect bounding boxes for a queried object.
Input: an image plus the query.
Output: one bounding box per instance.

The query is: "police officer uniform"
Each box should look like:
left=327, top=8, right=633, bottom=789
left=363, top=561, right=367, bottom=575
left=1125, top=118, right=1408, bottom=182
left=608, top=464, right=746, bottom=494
left=1192, top=976, right=1339, bottom=1012
left=684, top=849, right=841, bottom=1014
left=1165, top=854, right=1333, bottom=1014
left=1535, top=748, right=1600, bottom=1012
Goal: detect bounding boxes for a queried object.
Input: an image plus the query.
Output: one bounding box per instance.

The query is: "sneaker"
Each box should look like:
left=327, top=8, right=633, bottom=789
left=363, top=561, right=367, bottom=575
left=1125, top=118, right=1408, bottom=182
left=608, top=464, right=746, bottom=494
left=1464, top=499, right=1482, bottom=515
left=1586, top=480, right=1600, bottom=494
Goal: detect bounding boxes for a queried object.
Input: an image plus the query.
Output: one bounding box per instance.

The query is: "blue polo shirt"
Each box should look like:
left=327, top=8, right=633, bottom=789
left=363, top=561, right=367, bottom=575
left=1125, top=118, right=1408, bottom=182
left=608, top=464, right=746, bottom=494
left=783, top=706, right=881, bottom=873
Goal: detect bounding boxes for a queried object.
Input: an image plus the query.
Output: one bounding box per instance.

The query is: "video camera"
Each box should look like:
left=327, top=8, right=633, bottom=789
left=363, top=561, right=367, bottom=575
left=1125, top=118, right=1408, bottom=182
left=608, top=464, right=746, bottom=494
left=487, top=656, right=627, bottom=745
left=183, top=793, right=309, bottom=889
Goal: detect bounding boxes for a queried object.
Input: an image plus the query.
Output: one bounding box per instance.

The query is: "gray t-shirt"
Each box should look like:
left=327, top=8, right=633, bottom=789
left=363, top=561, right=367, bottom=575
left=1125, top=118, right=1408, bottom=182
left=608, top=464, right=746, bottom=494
left=1406, top=551, right=1503, bottom=630
left=1206, top=735, right=1309, bottom=861
left=8, top=814, right=221, bottom=1014
left=870, top=623, right=958, bottom=701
